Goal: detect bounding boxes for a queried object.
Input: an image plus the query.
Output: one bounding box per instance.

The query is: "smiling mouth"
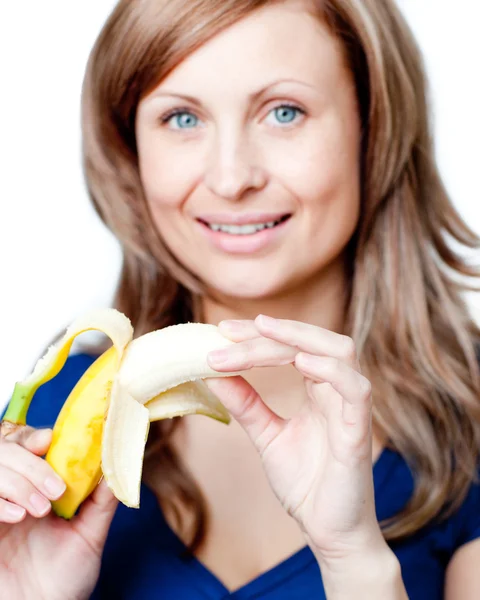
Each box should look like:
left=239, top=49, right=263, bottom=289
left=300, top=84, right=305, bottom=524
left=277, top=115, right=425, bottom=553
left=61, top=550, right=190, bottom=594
left=197, top=214, right=291, bottom=235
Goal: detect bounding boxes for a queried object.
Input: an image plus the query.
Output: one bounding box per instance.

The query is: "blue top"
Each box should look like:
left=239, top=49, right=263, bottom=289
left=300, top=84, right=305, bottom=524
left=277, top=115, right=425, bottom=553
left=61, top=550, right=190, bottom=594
left=8, top=353, right=480, bottom=599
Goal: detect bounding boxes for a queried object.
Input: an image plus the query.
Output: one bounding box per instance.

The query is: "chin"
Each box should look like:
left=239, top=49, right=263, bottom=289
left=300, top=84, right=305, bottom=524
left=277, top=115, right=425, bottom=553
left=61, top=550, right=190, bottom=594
left=208, top=279, right=278, bottom=300
left=202, top=267, right=301, bottom=302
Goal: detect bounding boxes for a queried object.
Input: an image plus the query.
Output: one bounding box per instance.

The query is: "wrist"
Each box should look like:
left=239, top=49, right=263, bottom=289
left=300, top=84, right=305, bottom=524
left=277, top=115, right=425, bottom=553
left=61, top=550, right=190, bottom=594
left=312, top=539, right=407, bottom=599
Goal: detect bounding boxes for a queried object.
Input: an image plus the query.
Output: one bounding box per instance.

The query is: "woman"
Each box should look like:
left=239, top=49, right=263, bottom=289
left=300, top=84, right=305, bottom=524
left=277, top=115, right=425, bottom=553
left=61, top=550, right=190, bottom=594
left=1, top=0, right=479, bottom=598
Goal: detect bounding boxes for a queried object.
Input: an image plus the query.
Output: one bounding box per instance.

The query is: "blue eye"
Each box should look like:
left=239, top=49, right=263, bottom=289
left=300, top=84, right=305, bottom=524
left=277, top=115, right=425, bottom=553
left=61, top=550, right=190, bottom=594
left=163, top=110, right=199, bottom=129
left=266, top=104, right=304, bottom=127
left=274, top=106, right=298, bottom=123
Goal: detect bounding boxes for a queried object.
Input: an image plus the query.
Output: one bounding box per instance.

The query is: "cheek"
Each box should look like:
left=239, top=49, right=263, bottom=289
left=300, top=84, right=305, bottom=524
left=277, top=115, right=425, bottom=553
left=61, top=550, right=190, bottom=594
left=137, top=135, right=200, bottom=209
left=270, top=108, right=360, bottom=194
left=303, top=132, right=361, bottom=248
left=277, top=111, right=361, bottom=260
left=137, top=135, right=203, bottom=268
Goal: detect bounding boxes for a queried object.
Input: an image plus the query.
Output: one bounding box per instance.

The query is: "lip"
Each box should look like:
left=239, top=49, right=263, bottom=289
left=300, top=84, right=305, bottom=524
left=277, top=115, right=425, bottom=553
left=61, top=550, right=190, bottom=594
left=195, top=214, right=292, bottom=255
left=196, top=211, right=291, bottom=226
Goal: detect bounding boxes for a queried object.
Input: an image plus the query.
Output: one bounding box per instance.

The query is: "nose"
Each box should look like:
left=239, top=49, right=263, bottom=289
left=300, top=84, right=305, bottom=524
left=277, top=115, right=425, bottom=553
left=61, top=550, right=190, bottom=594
left=203, top=129, right=267, bottom=201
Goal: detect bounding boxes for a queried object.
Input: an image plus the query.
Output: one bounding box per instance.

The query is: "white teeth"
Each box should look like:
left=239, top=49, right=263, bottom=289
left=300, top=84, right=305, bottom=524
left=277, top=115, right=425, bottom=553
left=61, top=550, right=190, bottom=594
left=207, top=220, right=279, bottom=235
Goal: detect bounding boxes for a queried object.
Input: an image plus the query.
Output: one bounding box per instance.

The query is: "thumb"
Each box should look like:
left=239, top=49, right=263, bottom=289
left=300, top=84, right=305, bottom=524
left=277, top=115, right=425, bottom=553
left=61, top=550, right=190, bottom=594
left=25, top=428, right=53, bottom=456
left=205, top=376, right=285, bottom=455
left=0, top=424, right=52, bottom=456
left=72, top=479, right=118, bottom=555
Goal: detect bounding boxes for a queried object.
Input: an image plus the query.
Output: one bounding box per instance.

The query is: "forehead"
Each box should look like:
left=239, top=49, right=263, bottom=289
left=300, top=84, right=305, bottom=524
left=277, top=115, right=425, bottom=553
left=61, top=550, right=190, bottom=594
left=146, top=1, right=346, bottom=99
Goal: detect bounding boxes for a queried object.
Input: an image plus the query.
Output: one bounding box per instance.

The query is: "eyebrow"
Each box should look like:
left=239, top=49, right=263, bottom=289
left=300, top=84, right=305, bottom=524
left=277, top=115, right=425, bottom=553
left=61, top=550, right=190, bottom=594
left=148, top=77, right=317, bottom=105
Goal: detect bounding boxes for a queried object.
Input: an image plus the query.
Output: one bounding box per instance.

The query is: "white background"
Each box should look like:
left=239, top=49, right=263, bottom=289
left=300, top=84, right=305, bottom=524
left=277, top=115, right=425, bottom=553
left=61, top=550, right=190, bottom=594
left=1, top=1, right=479, bottom=411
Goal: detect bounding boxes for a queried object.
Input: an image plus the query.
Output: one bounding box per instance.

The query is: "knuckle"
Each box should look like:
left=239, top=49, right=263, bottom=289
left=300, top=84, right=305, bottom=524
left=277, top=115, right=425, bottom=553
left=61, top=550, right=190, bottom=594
left=237, top=343, right=254, bottom=369
left=0, top=498, right=25, bottom=523
left=322, top=356, right=340, bottom=373
left=339, top=335, right=357, bottom=361
left=239, top=387, right=259, bottom=422
left=23, top=454, right=46, bottom=482
left=0, top=502, right=11, bottom=522
left=1, top=442, right=42, bottom=480
left=1, top=471, right=32, bottom=504
left=0, top=440, right=17, bottom=464
left=237, top=338, right=268, bottom=368
left=243, top=339, right=257, bottom=355
left=257, top=414, right=280, bottom=457
left=358, top=375, right=372, bottom=400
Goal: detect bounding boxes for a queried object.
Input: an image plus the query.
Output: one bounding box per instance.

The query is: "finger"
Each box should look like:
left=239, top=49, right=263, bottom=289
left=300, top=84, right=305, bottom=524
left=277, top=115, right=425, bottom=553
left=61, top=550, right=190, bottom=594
left=73, top=479, right=118, bottom=556
left=207, top=336, right=297, bottom=371
left=0, top=498, right=27, bottom=523
left=0, top=442, right=66, bottom=501
left=254, top=315, right=360, bottom=369
left=0, top=425, right=53, bottom=456
left=304, top=379, right=342, bottom=421
left=0, top=464, right=52, bottom=518
left=24, top=428, right=53, bottom=455
left=204, top=377, right=285, bottom=456
left=218, top=319, right=260, bottom=342
left=295, top=353, right=372, bottom=426
left=306, top=380, right=371, bottom=464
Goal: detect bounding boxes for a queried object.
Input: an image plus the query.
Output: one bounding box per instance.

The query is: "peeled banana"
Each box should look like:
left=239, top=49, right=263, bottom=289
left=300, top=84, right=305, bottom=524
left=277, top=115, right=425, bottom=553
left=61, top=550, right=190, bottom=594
left=2, top=309, right=240, bottom=517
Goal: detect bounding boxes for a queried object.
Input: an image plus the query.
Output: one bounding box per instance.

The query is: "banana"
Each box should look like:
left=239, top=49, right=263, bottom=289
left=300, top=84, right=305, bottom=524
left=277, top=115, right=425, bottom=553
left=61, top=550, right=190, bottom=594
left=2, top=308, right=240, bottom=517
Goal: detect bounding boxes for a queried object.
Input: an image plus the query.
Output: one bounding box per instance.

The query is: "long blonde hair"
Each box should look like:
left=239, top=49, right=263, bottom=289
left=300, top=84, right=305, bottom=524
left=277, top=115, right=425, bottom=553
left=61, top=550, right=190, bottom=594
left=81, top=0, right=480, bottom=551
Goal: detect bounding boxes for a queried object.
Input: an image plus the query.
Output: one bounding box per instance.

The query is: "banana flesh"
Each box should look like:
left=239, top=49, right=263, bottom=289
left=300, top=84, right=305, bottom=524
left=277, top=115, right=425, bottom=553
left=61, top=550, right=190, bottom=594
left=101, top=380, right=151, bottom=507
left=3, top=309, right=240, bottom=515
left=117, top=322, right=238, bottom=402
left=146, top=380, right=230, bottom=423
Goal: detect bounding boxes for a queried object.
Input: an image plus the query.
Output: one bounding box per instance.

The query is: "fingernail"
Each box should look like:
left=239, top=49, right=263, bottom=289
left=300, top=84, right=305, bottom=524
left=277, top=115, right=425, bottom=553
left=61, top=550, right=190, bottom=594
left=44, top=475, right=66, bottom=499
left=256, top=314, right=277, bottom=327
left=6, top=504, right=26, bottom=520
left=30, top=493, right=51, bottom=516
left=208, top=349, right=229, bottom=364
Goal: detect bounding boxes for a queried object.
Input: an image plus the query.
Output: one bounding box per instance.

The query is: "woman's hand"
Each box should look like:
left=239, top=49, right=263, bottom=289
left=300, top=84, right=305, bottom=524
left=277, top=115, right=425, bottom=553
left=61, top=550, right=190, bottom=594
left=206, top=315, right=404, bottom=595
left=0, top=424, right=118, bottom=600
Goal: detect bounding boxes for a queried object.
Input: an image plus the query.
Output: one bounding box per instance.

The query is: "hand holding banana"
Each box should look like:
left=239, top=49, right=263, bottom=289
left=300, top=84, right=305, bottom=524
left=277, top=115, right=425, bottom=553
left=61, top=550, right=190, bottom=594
left=205, top=315, right=390, bottom=569
left=0, top=425, right=118, bottom=600
left=0, top=308, right=241, bottom=599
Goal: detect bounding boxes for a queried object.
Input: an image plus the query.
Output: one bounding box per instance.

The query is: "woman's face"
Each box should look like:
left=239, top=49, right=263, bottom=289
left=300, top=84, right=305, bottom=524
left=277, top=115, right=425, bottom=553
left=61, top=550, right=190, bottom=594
left=136, top=0, right=361, bottom=299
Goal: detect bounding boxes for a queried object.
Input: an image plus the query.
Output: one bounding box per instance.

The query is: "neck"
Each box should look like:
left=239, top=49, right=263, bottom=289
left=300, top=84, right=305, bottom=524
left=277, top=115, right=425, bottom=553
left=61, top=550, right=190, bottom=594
left=201, top=257, right=349, bottom=335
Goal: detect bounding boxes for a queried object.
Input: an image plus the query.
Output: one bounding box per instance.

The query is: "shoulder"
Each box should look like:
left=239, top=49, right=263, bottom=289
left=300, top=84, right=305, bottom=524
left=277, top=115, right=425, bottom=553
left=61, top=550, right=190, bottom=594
left=450, top=468, right=480, bottom=550
left=25, top=353, right=98, bottom=429
left=452, top=344, right=480, bottom=548
left=377, top=450, right=480, bottom=556
left=410, top=463, right=480, bottom=557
